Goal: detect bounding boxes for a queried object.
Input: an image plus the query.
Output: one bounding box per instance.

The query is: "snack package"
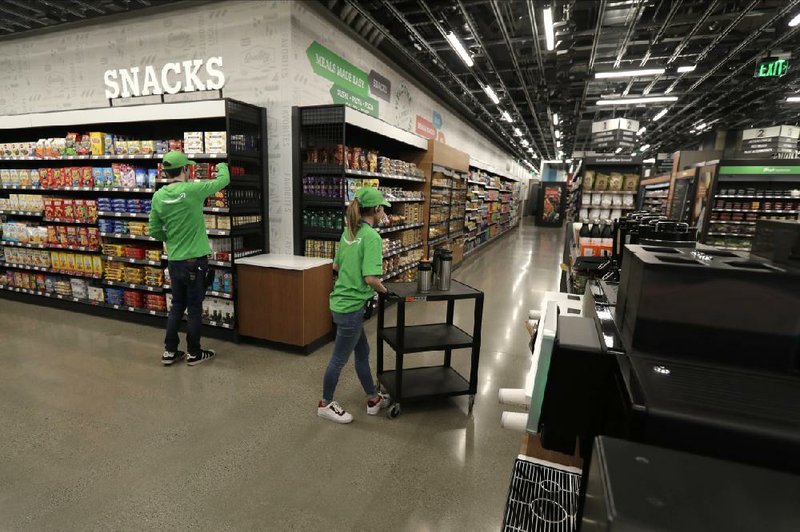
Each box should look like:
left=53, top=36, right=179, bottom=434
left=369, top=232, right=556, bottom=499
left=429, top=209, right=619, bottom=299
left=594, top=173, right=609, bottom=191
left=607, top=172, right=622, bottom=191
left=103, top=134, right=115, bottom=155
left=623, top=173, right=640, bottom=191
left=89, top=132, right=105, bottom=155
left=70, top=167, right=82, bottom=187
left=204, top=131, right=227, bottom=154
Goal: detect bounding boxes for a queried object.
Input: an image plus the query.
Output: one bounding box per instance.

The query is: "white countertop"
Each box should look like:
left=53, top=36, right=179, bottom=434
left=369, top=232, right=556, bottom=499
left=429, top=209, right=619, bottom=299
left=236, top=254, right=332, bottom=270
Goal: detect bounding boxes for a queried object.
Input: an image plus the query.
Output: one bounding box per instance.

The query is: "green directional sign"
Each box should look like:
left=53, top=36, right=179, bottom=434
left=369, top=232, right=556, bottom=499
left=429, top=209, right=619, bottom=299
left=330, top=84, right=379, bottom=117
left=307, top=41, right=369, bottom=97
left=720, top=165, right=800, bottom=175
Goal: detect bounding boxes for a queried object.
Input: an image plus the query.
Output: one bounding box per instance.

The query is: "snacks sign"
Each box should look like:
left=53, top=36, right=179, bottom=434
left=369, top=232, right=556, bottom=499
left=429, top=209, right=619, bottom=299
left=103, top=57, right=226, bottom=99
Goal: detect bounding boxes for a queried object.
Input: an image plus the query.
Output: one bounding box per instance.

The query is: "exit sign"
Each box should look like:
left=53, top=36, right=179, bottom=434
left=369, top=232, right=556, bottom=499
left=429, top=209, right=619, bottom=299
left=755, top=58, right=789, bottom=78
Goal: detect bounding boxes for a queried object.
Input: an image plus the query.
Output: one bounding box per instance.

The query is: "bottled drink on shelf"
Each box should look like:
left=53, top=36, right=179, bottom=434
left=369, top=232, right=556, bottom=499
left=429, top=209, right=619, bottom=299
left=601, top=221, right=613, bottom=247
left=590, top=220, right=602, bottom=245
left=579, top=222, right=590, bottom=247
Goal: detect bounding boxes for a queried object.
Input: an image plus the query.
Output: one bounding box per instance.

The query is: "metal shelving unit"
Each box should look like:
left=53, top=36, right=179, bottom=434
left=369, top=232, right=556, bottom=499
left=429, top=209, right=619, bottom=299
left=293, top=104, right=427, bottom=281
left=0, top=98, right=268, bottom=336
left=376, top=280, right=484, bottom=418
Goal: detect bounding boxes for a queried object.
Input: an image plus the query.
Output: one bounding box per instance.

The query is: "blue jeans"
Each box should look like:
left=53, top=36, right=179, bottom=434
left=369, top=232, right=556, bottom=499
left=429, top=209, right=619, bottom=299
left=165, top=258, right=208, bottom=355
left=322, top=306, right=377, bottom=402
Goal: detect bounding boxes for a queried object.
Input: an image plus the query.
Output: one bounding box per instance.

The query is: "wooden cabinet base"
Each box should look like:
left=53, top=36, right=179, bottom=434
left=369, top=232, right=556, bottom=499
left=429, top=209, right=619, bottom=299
left=236, top=263, right=333, bottom=352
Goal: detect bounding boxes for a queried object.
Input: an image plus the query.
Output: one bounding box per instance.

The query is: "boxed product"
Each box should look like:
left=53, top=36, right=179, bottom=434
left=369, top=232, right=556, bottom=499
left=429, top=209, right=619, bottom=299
left=184, top=132, right=204, bottom=153
left=103, top=134, right=115, bottom=155
left=88, top=286, right=105, bottom=303
left=204, top=131, right=227, bottom=154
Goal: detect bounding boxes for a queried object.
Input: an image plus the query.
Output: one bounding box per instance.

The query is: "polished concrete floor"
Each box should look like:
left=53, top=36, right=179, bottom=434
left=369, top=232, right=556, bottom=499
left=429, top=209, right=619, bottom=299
left=0, top=219, right=564, bottom=532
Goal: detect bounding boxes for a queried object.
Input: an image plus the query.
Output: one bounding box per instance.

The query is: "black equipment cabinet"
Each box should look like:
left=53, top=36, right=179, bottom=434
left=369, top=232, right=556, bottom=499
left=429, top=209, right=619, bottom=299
left=581, top=436, right=800, bottom=532
left=376, top=280, right=484, bottom=418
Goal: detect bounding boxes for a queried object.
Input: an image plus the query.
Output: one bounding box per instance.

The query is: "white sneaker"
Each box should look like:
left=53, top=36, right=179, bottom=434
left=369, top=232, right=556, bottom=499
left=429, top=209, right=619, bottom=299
left=317, top=401, right=353, bottom=424
left=367, top=392, right=391, bottom=415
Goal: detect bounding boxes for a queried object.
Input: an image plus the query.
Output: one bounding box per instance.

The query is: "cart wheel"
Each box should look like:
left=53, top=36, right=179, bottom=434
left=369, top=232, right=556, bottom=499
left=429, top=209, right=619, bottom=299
left=468, top=395, right=475, bottom=414
left=388, top=404, right=402, bottom=418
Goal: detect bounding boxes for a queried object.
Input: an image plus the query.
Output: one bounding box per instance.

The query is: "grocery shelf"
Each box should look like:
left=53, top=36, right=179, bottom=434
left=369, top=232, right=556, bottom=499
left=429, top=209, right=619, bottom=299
left=302, top=228, right=342, bottom=240
left=101, top=279, right=164, bottom=293
left=346, top=169, right=425, bottom=182
left=712, top=208, right=799, bottom=214
left=0, top=284, right=168, bottom=316
left=0, top=186, right=154, bottom=193
left=384, top=242, right=423, bottom=259
left=716, top=194, right=798, bottom=199
left=380, top=261, right=417, bottom=281
left=302, top=196, right=344, bottom=208
left=202, top=318, right=234, bottom=329
left=467, top=179, right=486, bottom=186
left=427, top=235, right=448, bottom=246
left=97, top=211, right=150, bottom=219
left=0, top=262, right=101, bottom=279
left=1, top=240, right=99, bottom=252
left=709, top=220, right=756, bottom=225
left=103, top=255, right=162, bottom=267
left=708, top=232, right=754, bottom=237
left=377, top=222, right=424, bottom=234
left=99, top=232, right=158, bottom=241
left=43, top=218, right=97, bottom=225
left=0, top=210, right=42, bottom=216
left=164, top=285, right=233, bottom=299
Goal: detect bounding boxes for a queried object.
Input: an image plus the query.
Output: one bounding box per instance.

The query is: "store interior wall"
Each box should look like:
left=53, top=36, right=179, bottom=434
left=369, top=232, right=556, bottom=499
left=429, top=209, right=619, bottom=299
left=0, top=0, right=526, bottom=253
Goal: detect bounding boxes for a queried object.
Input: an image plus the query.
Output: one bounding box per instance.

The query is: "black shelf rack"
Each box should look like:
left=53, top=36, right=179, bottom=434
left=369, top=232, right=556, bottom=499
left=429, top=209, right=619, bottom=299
left=701, top=159, right=800, bottom=252
left=376, top=280, right=484, bottom=418
left=0, top=98, right=268, bottom=337
left=292, top=104, right=427, bottom=281
left=463, top=166, right=521, bottom=256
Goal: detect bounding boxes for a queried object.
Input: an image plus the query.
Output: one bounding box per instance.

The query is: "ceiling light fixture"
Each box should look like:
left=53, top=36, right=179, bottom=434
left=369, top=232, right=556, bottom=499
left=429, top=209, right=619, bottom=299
left=596, top=96, right=679, bottom=106
left=677, top=65, right=696, bottom=73
left=543, top=7, right=555, bottom=51
left=696, top=122, right=707, bottom=130
left=653, top=108, right=669, bottom=121
left=556, top=140, right=562, bottom=147
left=644, top=158, right=656, bottom=164
left=445, top=31, right=474, bottom=67
left=501, top=110, right=513, bottom=122
left=790, top=13, right=800, bottom=27
left=521, top=139, right=530, bottom=147
left=483, top=85, right=500, bottom=104
left=786, top=96, right=800, bottom=102
left=552, top=113, right=559, bottom=126
left=640, top=144, right=651, bottom=151
left=594, top=68, right=666, bottom=79
left=615, top=147, right=623, bottom=154
left=664, top=86, right=674, bottom=94
left=514, top=127, right=523, bottom=136
left=554, top=129, right=561, bottom=139
left=637, top=127, right=646, bottom=135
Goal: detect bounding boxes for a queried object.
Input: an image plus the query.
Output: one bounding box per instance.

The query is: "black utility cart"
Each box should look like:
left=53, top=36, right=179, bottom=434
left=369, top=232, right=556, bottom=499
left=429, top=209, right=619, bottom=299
left=377, top=280, right=484, bottom=418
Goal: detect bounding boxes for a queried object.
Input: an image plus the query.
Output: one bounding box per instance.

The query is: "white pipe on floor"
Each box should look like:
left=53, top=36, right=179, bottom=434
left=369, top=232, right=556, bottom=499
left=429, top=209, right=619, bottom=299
left=501, top=411, right=528, bottom=432
left=498, top=388, right=529, bottom=409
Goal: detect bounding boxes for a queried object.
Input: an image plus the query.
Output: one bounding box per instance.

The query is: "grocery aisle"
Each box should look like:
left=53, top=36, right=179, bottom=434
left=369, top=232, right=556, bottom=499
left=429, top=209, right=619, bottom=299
left=0, top=218, right=564, bottom=531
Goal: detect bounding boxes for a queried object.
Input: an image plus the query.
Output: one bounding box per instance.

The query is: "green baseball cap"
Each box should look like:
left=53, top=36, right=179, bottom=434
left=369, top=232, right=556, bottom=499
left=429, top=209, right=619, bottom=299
left=355, top=186, right=391, bottom=208
left=162, top=150, right=197, bottom=171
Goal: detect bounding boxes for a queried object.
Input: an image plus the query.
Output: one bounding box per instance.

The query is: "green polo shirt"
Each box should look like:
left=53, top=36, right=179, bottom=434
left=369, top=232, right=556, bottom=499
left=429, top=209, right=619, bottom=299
left=148, top=163, right=230, bottom=261
left=329, top=222, right=383, bottom=314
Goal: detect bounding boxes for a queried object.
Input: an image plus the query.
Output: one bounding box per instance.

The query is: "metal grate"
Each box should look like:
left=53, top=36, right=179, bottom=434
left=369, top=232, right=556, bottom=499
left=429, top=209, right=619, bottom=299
left=502, top=457, right=581, bottom=532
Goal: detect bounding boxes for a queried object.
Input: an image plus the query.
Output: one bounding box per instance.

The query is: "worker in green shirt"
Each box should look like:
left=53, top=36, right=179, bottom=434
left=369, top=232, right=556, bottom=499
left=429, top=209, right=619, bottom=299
left=149, top=150, right=230, bottom=366
left=318, top=187, right=394, bottom=423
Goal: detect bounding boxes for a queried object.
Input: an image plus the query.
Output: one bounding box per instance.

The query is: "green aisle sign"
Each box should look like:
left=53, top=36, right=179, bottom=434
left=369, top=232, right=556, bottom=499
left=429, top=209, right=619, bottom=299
left=330, top=84, right=379, bottom=117
left=307, top=41, right=370, bottom=97
left=720, top=165, right=800, bottom=175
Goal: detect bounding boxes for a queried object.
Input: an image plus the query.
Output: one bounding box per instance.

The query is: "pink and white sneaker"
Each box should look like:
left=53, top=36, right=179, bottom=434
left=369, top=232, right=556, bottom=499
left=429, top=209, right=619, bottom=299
left=317, top=401, right=354, bottom=424
left=367, top=392, right=391, bottom=415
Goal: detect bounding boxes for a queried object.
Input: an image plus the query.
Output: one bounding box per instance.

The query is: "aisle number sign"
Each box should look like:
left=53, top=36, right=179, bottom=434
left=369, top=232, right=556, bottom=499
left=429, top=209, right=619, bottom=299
left=755, top=58, right=789, bottom=78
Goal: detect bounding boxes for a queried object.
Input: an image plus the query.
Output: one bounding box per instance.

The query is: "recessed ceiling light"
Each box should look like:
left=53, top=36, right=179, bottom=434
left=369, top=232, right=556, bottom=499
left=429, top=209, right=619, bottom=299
left=501, top=110, right=513, bottom=122
left=514, top=127, right=523, bottom=136
left=552, top=113, right=559, bottom=126
left=790, top=13, right=800, bottom=27
left=677, top=65, right=696, bottom=73
left=653, top=108, right=669, bottom=121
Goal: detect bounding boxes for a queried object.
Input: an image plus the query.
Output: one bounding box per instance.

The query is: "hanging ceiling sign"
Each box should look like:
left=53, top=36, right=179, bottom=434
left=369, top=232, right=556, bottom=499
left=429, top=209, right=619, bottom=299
left=742, top=125, right=800, bottom=140
left=591, top=118, right=639, bottom=149
left=755, top=58, right=789, bottom=78
left=103, top=57, right=226, bottom=99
